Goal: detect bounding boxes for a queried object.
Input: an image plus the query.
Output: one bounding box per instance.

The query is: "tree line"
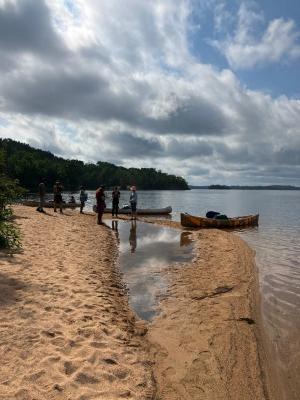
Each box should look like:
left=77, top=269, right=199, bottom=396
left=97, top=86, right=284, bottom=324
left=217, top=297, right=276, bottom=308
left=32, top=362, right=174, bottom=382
left=0, top=138, right=189, bottom=191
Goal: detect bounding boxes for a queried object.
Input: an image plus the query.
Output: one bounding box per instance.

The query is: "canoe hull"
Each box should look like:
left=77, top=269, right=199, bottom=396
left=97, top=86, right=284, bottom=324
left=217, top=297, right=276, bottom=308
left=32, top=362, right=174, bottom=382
left=22, top=201, right=80, bottom=209
left=102, top=206, right=172, bottom=215
left=181, top=213, right=259, bottom=228
left=22, top=201, right=172, bottom=215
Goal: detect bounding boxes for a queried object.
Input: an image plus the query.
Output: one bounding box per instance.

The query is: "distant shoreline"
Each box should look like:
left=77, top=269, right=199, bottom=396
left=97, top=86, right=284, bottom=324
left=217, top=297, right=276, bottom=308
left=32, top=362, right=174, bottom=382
left=189, top=185, right=300, bottom=190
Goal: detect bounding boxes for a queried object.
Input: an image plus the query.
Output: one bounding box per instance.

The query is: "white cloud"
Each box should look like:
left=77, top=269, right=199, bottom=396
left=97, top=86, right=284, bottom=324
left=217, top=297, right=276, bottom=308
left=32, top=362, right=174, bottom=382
left=212, top=2, right=300, bottom=69
left=0, top=0, right=299, bottom=185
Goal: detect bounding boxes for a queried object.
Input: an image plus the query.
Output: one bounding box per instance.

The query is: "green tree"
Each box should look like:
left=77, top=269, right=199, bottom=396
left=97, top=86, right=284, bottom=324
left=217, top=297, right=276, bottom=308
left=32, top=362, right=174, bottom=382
left=0, top=149, right=24, bottom=249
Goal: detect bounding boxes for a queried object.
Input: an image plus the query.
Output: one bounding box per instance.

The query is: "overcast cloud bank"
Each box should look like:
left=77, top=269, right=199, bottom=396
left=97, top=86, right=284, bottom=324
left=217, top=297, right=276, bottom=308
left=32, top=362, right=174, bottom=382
left=0, top=0, right=299, bottom=185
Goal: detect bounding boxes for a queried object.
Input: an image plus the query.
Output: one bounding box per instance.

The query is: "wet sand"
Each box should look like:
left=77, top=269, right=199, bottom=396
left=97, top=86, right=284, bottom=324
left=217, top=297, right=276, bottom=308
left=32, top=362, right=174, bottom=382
left=146, top=225, right=269, bottom=399
left=0, top=207, right=270, bottom=399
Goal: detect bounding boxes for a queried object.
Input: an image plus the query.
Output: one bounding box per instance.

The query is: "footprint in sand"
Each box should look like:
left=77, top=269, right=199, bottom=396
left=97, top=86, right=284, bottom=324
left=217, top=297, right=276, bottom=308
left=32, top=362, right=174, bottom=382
left=64, top=361, right=79, bottom=376
left=75, top=372, right=100, bottom=385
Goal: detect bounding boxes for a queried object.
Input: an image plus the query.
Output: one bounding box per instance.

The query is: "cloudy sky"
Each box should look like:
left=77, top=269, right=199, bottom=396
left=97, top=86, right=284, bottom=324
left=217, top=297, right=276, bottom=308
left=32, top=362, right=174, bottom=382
left=0, top=0, right=300, bottom=185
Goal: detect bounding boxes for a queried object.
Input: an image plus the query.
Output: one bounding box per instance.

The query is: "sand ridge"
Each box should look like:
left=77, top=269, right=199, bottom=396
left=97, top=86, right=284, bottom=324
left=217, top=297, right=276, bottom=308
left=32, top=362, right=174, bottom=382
left=146, top=228, right=269, bottom=400
left=0, top=206, right=154, bottom=400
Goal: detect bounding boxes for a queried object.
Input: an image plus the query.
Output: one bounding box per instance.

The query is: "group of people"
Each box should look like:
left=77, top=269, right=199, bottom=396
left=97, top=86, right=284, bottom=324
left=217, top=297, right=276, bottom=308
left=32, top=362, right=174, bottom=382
left=37, top=180, right=87, bottom=214
left=95, top=185, right=137, bottom=224
left=37, top=179, right=138, bottom=225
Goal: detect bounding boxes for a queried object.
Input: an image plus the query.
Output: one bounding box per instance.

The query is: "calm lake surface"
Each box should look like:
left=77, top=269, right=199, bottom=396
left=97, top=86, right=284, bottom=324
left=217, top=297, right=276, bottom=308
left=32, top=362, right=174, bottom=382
left=36, top=188, right=300, bottom=398
left=112, top=220, right=193, bottom=321
left=101, top=188, right=299, bottom=399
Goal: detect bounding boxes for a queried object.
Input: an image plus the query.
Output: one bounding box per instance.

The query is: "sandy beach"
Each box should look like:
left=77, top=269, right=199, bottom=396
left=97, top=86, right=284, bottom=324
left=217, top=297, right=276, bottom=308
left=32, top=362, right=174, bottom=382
left=0, top=206, right=270, bottom=399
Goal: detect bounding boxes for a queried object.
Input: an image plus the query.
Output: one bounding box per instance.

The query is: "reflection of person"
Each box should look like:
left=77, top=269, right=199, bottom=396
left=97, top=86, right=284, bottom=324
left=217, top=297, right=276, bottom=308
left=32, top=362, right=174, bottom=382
left=112, top=220, right=118, bottom=231
left=79, top=186, right=88, bottom=213
left=53, top=180, right=63, bottom=213
left=112, top=187, right=120, bottom=218
left=129, top=220, right=137, bottom=253
left=129, top=186, right=137, bottom=220
left=96, top=186, right=106, bottom=224
left=112, top=220, right=119, bottom=241
left=37, top=179, right=46, bottom=213
left=180, top=231, right=192, bottom=247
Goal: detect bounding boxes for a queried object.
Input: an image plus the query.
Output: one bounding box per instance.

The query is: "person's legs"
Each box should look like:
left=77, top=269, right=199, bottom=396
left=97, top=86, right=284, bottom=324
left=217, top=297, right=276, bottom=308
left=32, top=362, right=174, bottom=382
left=59, top=194, right=63, bottom=213
left=40, top=195, right=45, bottom=212
left=80, top=201, right=84, bottom=213
left=97, top=211, right=103, bottom=224
left=112, top=202, right=115, bottom=217
left=112, top=201, right=118, bottom=218
left=132, top=202, right=137, bottom=220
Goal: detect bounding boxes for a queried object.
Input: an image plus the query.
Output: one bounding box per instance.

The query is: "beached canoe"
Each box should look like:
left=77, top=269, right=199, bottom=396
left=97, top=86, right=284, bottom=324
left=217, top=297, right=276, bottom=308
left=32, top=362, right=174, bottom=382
left=181, top=213, right=259, bottom=228
left=94, top=205, right=172, bottom=215
left=22, top=200, right=80, bottom=209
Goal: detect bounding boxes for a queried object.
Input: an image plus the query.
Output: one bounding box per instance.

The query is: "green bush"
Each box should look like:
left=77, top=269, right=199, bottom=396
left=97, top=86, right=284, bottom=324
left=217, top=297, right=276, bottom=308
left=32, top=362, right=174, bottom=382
left=0, top=221, right=21, bottom=250
left=0, top=149, right=24, bottom=250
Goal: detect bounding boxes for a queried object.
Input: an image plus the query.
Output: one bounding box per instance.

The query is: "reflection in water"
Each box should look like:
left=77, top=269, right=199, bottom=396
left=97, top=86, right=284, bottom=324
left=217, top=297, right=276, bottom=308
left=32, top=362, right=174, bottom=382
left=113, top=221, right=193, bottom=321
left=129, top=221, right=137, bottom=253
left=180, top=231, right=192, bottom=246
left=112, top=220, right=119, bottom=241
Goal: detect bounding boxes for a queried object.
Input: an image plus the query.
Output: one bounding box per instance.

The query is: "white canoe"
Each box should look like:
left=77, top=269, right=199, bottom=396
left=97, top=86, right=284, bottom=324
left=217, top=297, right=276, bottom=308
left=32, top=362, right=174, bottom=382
left=94, top=205, right=172, bottom=215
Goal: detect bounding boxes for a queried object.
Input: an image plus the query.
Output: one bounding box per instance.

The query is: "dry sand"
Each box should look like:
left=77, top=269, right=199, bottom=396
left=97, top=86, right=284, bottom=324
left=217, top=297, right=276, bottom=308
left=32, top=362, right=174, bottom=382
left=0, top=206, right=154, bottom=400
left=0, top=207, right=270, bottom=399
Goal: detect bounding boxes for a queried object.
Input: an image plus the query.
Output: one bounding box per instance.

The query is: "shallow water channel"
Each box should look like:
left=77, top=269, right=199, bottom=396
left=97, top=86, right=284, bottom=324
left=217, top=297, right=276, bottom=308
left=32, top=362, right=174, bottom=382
left=111, top=220, right=193, bottom=320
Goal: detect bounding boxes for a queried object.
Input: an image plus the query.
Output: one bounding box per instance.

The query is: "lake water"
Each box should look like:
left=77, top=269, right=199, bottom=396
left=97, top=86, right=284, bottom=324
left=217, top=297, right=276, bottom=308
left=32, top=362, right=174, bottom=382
left=27, top=188, right=300, bottom=398
left=111, top=220, right=193, bottom=320
left=102, top=188, right=299, bottom=399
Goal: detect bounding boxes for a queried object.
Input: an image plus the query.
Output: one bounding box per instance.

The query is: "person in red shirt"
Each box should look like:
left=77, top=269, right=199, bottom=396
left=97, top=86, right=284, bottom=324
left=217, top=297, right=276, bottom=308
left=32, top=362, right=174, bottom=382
left=96, top=186, right=106, bottom=224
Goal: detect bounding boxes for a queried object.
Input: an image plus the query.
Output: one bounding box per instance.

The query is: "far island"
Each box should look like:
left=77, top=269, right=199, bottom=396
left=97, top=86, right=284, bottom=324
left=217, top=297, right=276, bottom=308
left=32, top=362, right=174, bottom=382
left=190, top=184, right=300, bottom=190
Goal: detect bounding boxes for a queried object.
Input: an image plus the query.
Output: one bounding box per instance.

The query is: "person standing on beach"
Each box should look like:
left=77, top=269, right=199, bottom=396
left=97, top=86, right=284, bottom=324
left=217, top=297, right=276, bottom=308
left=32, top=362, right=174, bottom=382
left=53, top=181, right=63, bottom=213
left=112, top=187, right=120, bottom=218
left=79, top=186, right=88, bottom=213
left=129, top=186, right=137, bottom=220
left=96, top=186, right=106, bottom=224
left=37, top=179, right=46, bottom=213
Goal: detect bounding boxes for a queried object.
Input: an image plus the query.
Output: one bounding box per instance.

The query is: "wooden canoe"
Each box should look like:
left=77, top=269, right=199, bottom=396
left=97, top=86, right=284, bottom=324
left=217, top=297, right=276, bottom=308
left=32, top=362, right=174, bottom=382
left=181, top=213, right=259, bottom=228
left=22, top=201, right=80, bottom=209
left=94, top=205, right=172, bottom=215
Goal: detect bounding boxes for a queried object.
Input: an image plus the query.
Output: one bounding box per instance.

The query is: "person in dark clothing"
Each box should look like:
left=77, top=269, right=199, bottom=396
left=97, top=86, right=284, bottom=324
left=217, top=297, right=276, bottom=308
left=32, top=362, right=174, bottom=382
left=37, top=179, right=46, bottom=213
left=96, top=186, right=106, bottom=224
left=53, top=181, right=63, bottom=213
left=112, top=187, right=120, bottom=218
left=79, top=186, right=88, bottom=213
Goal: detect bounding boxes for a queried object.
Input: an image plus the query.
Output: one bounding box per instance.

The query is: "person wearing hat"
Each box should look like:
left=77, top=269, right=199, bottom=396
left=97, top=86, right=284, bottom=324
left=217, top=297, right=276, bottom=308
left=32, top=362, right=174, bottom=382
left=129, top=186, right=137, bottom=220
left=53, top=180, right=63, bottom=213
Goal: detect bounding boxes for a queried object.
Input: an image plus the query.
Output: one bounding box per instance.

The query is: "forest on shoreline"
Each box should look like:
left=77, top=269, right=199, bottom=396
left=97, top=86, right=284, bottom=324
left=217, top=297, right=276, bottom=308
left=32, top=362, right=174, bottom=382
left=0, top=139, right=189, bottom=191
